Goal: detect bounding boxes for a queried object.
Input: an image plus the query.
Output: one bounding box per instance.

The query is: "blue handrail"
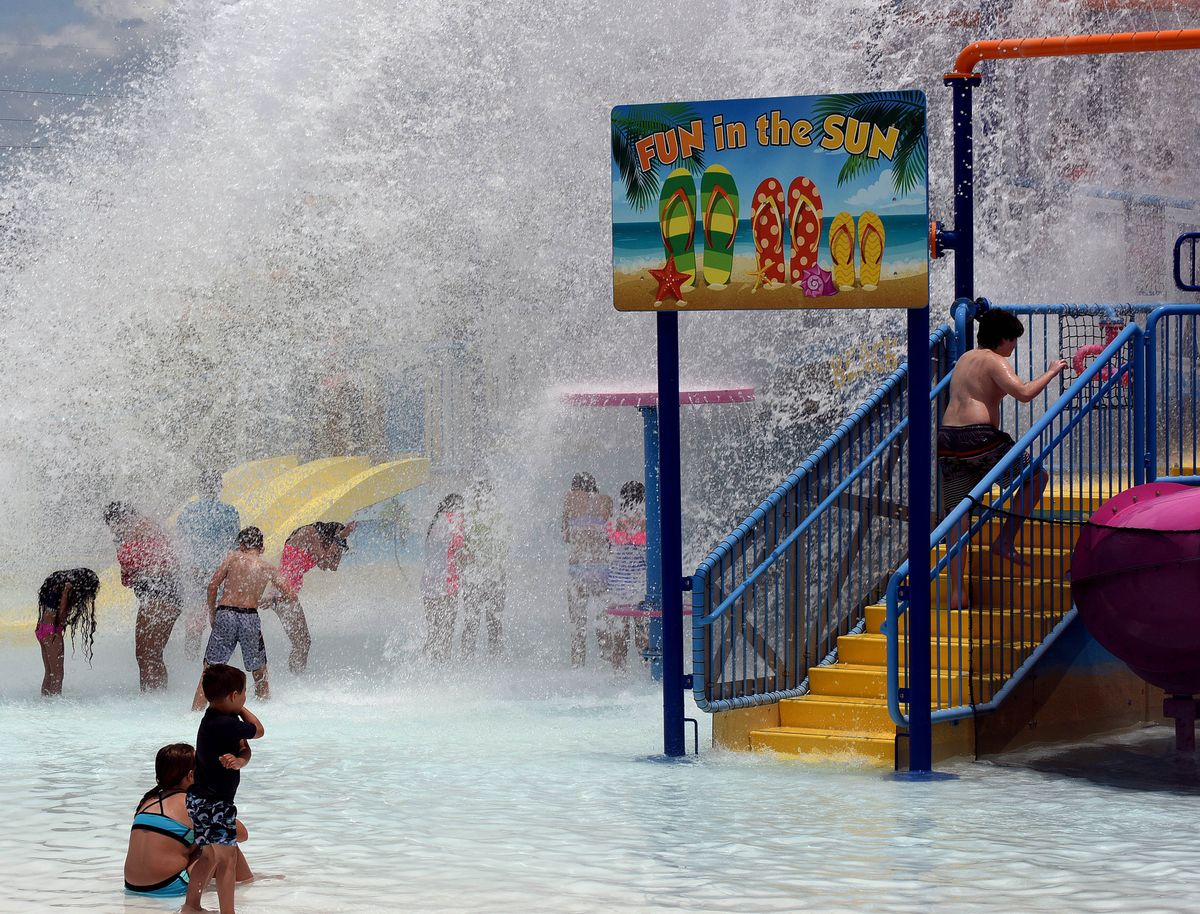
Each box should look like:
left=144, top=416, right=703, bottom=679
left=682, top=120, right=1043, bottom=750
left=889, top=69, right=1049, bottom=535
left=691, top=324, right=954, bottom=712
left=697, top=371, right=955, bottom=629
left=885, top=321, right=1144, bottom=728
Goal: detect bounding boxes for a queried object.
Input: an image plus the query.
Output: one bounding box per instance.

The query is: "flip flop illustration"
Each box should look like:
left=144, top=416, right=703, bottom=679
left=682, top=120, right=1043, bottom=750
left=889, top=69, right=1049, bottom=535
left=750, top=178, right=785, bottom=290
left=700, top=165, right=738, bottom=289
left=829, top=211, right=856, bottom=291
left=786, top=176, right=823, bottom=286
left=858, top=211, right=885, bottom=290
left=658, top=169, right=697, bottom=291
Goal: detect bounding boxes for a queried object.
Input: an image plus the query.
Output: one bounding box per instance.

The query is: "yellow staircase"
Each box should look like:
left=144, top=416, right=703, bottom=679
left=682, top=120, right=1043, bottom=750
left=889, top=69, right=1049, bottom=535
left=748, top=493, right=1092, bottom=764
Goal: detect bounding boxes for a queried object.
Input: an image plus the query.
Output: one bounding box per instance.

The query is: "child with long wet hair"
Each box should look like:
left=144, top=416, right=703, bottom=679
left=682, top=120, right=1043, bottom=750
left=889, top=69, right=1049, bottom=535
left=36, top=568, right=100, bottom=696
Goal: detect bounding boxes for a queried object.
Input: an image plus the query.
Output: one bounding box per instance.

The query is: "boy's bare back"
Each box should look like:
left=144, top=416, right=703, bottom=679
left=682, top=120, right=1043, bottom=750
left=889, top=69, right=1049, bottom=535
left=210, top=551, right=290, bottom=611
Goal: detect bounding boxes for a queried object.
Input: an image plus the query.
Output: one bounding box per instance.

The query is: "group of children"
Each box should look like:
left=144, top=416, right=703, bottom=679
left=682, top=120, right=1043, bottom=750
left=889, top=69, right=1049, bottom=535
left=562, top=473, right=650, bottom=671
left=34, top=468, right=355, bottom=700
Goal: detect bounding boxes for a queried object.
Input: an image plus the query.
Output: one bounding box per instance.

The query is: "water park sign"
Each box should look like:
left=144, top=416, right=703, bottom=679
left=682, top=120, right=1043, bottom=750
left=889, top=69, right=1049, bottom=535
left=611, top=92, right=929, bottom=312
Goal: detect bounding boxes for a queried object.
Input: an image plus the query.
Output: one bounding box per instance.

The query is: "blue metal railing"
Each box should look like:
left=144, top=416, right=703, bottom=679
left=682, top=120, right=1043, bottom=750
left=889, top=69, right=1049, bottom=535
left=1175, top=233, right=1200, bottom=293
left=1147, top=306, right=1200, bottom=484
left=885, top=322, right=1145, bottom=726
left=690, top=326, right=954, bottom=712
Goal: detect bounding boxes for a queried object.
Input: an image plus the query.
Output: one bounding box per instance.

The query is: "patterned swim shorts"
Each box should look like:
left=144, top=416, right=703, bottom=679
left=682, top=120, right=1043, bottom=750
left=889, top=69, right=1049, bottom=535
left=204, top=606, right=267, bottom=671
left=186, top=794, right=239, bottom=846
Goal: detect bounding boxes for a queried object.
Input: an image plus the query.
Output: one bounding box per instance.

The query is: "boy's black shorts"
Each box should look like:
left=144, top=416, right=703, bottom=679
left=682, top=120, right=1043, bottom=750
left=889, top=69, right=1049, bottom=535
left=186, top=794, right=239, bottom=846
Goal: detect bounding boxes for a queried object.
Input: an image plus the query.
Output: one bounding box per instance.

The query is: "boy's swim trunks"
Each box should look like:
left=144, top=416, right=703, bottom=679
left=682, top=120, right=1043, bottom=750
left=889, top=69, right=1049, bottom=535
left=186, top=794, right=239, bottom=846
left=937, top=423, right=1032, bottom=514
left=204, top=606, right=267, bottom=671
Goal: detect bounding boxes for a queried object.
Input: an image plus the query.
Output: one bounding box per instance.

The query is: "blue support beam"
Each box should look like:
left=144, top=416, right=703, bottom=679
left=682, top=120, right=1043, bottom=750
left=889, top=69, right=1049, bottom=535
left=906, top=305, right=932, bottom=772
left=656, top=312, right=685, bottom=757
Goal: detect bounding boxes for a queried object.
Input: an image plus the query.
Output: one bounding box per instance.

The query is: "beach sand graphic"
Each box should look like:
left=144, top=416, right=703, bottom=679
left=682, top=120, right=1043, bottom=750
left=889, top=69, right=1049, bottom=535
left=614, top=254, right=926, bottom=311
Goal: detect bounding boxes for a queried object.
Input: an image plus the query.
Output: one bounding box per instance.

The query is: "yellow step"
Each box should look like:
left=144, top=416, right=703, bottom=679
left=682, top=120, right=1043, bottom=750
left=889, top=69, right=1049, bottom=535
left=807, top=663, right=991, bottom=702
left=864, top=602, right=1062, bottom=641
left=779, top=694, right=892, bottom=731
left=968, top=576, right=1072, bottom=612
left=965, top=545, right=1071, bottom=580
left=979, top=519, right=1082, bottom=551
left=837, top=633, right=1035, bottom=672
left=750, top=726, right=895, bottom=762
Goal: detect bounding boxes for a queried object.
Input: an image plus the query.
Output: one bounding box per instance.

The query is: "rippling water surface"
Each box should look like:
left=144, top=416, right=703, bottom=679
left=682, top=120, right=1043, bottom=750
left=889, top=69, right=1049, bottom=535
left=4, top=630, right=1200, bottom=914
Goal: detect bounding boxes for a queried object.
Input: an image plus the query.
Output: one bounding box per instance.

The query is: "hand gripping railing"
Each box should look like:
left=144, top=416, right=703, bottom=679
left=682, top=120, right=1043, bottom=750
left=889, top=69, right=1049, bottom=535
left=886, top=322, right=1144, bottom=727
left=691, top=325, right=953, bottom=712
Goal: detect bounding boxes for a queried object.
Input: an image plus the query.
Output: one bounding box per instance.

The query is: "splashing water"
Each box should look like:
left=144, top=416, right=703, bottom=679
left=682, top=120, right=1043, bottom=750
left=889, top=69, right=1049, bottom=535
left=2, top=2, right=1200, bottom=909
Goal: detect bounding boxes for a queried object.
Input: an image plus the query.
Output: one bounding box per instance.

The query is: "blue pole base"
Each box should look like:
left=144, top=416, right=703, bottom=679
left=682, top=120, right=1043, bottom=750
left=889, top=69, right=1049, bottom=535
left=890, top=770, right=960, bottom=782
left=635, top=754, right=704, bottom=765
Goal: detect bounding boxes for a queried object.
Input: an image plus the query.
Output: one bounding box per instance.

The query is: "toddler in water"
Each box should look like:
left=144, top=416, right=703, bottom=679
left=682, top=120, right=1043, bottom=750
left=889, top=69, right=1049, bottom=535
left=191, top=527, right=296, bottom=711
left=35, top=568, right=100, bottom=696
left=183, top=664, right=265, bottom=914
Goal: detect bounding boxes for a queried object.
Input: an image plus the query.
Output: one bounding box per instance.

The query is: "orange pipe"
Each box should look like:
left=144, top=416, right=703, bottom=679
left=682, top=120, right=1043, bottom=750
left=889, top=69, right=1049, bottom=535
left=947, top=29, right=1200, bottom=79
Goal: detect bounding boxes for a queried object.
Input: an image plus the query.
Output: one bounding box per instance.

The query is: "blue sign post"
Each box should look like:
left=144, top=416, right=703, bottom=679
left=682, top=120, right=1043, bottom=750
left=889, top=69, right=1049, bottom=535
left=612, top=91, right=930, bottom=760
left=656, top=312, right=686, bottom=756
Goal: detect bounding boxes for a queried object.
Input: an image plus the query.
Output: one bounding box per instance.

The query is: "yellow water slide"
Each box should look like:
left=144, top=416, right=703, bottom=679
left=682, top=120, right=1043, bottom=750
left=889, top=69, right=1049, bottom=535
left=3, top=455, right=428, bottom=641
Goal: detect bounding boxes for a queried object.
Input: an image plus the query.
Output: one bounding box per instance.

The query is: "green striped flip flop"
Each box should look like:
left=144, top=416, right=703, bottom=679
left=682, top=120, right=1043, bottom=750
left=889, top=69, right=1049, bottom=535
left=701, top=165, right=739, bottom=289
left=658, top=168, right=697, bottom=290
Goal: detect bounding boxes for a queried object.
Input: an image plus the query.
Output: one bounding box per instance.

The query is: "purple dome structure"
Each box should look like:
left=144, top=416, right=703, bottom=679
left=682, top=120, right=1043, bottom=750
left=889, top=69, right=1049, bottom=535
left=1072, top=482, right=1200, bottom=696
left=1072, top=481, right=1200, bottom=750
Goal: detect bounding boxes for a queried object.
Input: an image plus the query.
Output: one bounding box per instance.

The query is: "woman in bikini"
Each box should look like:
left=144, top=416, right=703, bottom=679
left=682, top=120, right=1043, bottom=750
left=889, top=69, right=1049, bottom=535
left=104, top=502, right=184, bottom=691
left=124, top=743, right=254, bottom=899
left=35, top=568, right=100, bottom=696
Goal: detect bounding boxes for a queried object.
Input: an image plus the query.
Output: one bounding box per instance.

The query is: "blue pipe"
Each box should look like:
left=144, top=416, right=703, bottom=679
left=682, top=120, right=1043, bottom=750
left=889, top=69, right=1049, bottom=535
left=948, top=75, right=980, bottom=305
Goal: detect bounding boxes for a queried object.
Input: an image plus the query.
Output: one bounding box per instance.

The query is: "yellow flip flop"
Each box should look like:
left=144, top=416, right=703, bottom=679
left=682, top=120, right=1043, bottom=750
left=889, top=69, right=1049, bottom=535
left=829, top=212, right=856, bottom=291
left=858, top=211, right=885, bottom=291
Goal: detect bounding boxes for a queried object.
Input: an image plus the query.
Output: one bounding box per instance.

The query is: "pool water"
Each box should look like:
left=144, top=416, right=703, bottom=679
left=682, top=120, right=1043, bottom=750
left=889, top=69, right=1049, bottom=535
left=5, top=619, right=1200, bottom=914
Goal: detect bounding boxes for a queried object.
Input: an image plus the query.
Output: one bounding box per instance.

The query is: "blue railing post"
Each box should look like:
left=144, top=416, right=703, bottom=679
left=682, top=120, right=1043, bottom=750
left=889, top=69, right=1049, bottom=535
left=640, top=405, right=664, bottom=681
left=657, top=312, right=685, bottom=757
left=907, top=305, right=932, bottom=771
left=1134, top=335, right=1146, bottom=486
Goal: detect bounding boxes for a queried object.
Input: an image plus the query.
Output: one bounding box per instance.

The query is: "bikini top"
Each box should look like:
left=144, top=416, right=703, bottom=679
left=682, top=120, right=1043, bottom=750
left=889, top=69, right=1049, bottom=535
left=131, top=789, right=194, bottom=848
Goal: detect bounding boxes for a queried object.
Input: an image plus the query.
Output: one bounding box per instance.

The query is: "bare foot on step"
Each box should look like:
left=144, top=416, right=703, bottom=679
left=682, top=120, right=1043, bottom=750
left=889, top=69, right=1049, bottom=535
left=989, top=542, right=1027, bottom=566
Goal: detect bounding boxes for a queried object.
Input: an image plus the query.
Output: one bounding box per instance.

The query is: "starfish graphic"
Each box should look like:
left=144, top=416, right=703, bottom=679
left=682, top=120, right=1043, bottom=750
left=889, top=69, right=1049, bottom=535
left=649, top=256, right=689, bottom=304
left=748, top=259, right=782, bottom=293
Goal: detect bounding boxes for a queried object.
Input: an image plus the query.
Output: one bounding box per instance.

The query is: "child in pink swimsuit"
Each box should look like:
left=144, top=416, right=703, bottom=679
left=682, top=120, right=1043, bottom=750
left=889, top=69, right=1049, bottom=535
left=36, top=568, right=100, bottom=696
left=266, top=521, right=355, bottom=674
